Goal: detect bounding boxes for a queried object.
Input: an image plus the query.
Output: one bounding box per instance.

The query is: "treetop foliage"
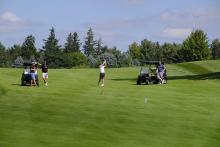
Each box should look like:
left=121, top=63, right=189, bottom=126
left=0, top=28, right=219, bottom=68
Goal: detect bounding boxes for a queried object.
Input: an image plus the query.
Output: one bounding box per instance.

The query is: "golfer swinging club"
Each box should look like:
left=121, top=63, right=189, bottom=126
left=98, top=59, right=107, bottom=87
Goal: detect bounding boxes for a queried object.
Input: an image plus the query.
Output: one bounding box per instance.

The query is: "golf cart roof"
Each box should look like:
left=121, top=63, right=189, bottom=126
left=140, top=61, right=160, bottom=65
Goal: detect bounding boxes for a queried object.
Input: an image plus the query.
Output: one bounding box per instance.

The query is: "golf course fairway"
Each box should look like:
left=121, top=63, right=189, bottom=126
left=0, top=60, right=220, bottom=147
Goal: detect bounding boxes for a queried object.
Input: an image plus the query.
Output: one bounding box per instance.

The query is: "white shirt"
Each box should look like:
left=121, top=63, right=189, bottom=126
left=100, top=64, right=105, bottom=73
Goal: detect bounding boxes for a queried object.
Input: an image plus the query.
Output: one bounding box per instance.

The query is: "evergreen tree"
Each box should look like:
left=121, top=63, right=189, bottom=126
left=64, top=33, right=74, bottom=53
left=43, top=27, right=62, bottom=68
left=5, top=44, right=22, bottom=66
left=83, top=27, right=96, bottom=56
left=154, top=42, right=163, bottom=61
left=64, top=32, right=81, bottom=53
left=181, top=29, right=210, bottom=61
left=0, top=42, right=6, bottom=67
left=211, top=39, right=220, bottom=59
left=21, top=35, right=37, bottom=60
left=94, top=38, right=103, bottom=57
left=73, top=32, right=81, bottom=52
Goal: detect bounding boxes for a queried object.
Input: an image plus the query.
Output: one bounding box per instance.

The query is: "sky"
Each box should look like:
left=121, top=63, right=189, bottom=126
left=0, top=0, right=220, bottom=51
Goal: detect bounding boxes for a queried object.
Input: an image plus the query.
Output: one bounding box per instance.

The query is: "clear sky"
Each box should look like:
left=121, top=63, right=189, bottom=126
left=0, top=0, right=219, bottom=51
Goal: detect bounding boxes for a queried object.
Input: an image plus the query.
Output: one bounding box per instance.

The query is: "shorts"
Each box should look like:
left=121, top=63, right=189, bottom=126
left=99, top=73, right=105, bottom=79
left=42, top=73, right=48, bottom=79
left=31, top=73, right=36, bottom=80
left=158, top=71, right=164, bottom=79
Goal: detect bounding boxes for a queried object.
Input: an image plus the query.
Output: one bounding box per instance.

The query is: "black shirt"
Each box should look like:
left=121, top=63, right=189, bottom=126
left=42, top=65, right=48, bottom=73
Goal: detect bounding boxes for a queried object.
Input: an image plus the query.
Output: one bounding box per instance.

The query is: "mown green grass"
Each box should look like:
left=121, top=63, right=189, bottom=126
left=0, top=60, right=220, bottom=147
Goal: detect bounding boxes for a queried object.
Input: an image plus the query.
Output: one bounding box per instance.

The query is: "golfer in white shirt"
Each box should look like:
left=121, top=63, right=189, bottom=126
left=98, top=60, right=106, bottom=87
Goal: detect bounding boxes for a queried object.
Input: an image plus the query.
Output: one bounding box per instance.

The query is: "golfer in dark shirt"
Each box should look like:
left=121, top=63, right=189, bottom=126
left=42, top=60, right=48, bottom=86
left=157, top=61, right=165, bottom=84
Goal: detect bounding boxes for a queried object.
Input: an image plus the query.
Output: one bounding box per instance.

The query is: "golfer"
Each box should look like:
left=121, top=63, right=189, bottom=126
left=41, top=60, right=48, bottom=86
left=30, top=62, right=37, bottom=86
left=98, top=60, right=106, bottom=87
left=156, top=61, right=165, bottom=84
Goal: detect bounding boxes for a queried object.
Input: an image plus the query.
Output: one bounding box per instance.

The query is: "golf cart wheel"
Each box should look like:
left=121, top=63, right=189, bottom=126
left=137, top=77, right=141, bottom=85
left=137, top=79, right=141, bottom=85
left=145, top=80, right=149, bottom=85
left=163, top=78, right=167, bottom=84
left=21, top=80, right=26, bottom=86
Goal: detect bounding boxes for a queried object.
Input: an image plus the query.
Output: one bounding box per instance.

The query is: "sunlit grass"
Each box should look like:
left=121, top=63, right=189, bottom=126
left=0, top=60, right=220, bottom=147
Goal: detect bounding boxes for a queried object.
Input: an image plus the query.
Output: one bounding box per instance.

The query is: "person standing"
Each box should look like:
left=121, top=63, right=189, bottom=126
left=156, top=61, right=165, bottom=84
left=41, top=60, right=49, bottom=86
left=30, top=62, right=37, bottom=86
left=98, top=60, right=106, bottom=87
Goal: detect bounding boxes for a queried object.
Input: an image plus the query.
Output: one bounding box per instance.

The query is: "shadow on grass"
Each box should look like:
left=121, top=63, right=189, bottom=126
left=0, top=85, right=7, bottom=95
left=110, top=78, right=136, bottom=82
left=169, top=72, right=220, bottom=80
left=11, top=84, right=32, bottom=87
left=110, top=72, right=220, bottom=82
left=11, top=83, right=21, bottom=86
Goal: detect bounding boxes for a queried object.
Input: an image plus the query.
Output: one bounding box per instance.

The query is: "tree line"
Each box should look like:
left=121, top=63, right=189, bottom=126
left=0, top=27, right=220, bottom=68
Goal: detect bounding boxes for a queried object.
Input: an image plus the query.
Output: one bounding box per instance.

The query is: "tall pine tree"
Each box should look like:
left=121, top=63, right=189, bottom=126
left=64, top=32, right=81, bottom=53
left=83, top=27, right=96, bottom=56
left=94, top=38, right=103, bottom=57
left=0, top=42, right=6, bottom=67
left=43, top=27, right=62, bottom=68
left=21, top=35, right=37, bottom=60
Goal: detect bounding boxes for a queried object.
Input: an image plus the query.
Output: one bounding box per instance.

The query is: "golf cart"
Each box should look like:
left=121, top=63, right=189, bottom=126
left=136, top=61, right=167, bottom=85
left=21, top=62, right=39, bottom=86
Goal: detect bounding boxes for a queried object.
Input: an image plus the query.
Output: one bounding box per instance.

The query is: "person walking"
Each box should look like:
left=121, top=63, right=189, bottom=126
left=41, top=60, right=49, bottom=86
